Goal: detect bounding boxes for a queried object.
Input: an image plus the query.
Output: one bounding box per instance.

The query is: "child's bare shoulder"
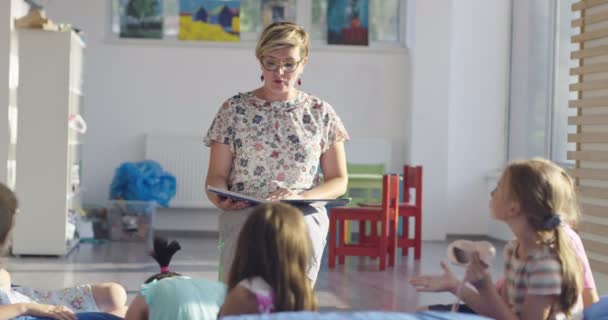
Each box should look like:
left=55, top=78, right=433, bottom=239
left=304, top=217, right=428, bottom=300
left=0, top=268, right=10, bottom=290
left=220, top=285, right=259, bottom=316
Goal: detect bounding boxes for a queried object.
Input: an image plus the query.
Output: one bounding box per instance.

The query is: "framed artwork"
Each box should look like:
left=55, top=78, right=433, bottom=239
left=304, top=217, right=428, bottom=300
left=178, top=0, right=240, bottom=42
left=327, top=0, right=369, bottom=46
left=119, top=0, right=163, bottom=39
left=260, top=0, right=296, bottom=29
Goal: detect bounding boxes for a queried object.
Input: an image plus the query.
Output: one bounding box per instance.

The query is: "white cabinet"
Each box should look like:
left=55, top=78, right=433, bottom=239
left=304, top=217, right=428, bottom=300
left=12, top=29, right=84, bottom=256
left=1, top=0, right=30, bottom=189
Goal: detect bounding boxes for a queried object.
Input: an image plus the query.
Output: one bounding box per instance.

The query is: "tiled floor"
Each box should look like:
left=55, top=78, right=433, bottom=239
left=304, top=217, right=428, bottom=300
left=5, top=236, right=505, bottom=312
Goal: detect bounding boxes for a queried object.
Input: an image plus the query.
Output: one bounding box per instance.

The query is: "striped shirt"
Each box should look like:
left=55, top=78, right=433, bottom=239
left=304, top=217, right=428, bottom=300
left=503, top=240, right=582, bottom=319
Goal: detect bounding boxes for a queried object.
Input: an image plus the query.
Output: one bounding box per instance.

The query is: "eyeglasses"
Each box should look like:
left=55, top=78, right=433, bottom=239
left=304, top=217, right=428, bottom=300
left=260, top=56, right=302, bottom=73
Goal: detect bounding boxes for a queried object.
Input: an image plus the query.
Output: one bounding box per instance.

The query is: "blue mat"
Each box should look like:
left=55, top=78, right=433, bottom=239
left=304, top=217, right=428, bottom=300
left=223, top=311, right=491, bottom=320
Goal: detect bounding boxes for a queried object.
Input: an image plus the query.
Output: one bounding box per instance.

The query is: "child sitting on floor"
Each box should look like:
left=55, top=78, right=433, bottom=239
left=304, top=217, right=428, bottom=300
left=125, top=237, right=226, bottom=320
left=411, top=158, right=584, bottom=319
left=219, top=203, right=317, bottom=316
left=524, top=158, right=598, bottom=308
left=418, top=158, right=599, bottom=314
left=0, top=182, right=125, bottom=320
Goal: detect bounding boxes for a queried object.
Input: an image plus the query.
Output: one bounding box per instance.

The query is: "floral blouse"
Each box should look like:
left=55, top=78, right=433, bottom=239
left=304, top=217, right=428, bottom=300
left=204, top=91, right=349, bottom=199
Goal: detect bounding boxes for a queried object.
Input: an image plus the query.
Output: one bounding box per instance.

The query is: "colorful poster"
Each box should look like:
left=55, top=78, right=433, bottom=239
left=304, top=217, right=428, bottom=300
left=327, top=0, right=369, bottom=46
left=261, top=0, right=296, bottom=29
left=119, top=0, right=163, bottom=39
left=178, top=0, right=240, bottom=42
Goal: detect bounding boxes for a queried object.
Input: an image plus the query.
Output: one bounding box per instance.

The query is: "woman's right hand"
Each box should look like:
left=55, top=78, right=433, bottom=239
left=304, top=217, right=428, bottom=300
left=24, top=303, right=77, bottom=320
left=409, top=261, right=461, bottom=293
left=206, top=143, right=251, bottom=211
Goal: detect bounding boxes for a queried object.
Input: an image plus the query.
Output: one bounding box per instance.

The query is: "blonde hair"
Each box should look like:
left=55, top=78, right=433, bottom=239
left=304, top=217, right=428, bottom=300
left=0, top=183, right=18, bottom=251
left=502, top=159, right=582, bottom=315
left=256, top=22, right=310, bottom=60
left=228, top=203, right=317, bottom=312
left=528, top=157, right=581, bottom=228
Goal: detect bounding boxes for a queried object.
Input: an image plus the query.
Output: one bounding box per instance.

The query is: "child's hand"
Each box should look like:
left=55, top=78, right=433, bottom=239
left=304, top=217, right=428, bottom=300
left=25, top=303, right=77, bottom=320
left=465, top=251, right=493, bottom=290
left=410, top=261, right=460, bottom=293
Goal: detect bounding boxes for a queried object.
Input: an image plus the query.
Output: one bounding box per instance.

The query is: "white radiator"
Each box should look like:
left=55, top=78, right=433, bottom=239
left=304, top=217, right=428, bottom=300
left=144, top=134, right=213, bottom=208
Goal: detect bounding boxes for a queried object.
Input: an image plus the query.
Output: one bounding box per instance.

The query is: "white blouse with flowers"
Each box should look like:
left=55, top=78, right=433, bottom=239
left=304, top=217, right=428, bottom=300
left=204, top=91, right=349, bottom=199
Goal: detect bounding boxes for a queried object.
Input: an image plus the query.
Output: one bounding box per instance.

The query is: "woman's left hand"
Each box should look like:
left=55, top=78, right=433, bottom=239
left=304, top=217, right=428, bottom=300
left=465, top=251, right=493, bottom=290
left=266, top=188, right=304, bottom=201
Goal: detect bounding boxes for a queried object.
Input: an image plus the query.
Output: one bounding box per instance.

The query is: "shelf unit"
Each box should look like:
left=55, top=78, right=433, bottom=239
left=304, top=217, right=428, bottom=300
left=1, top=0, right=30, bottom=189
left=12, top=29, right=85, bottom=256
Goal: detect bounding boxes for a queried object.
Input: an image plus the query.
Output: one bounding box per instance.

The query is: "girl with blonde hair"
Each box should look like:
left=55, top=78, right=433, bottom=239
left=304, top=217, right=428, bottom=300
left=412, top=158, right=584, bottom=319
left=219, top=203, right=317, bottom=316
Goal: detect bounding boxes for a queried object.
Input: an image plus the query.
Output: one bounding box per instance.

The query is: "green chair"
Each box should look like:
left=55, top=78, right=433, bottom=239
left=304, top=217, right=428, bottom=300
left=344, top=163, right=385, bottom=242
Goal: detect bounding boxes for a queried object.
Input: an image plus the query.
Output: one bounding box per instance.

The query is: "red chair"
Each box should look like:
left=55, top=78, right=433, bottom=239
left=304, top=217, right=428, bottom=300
left=328, top=174, right=400, bottom=270
left=399, top=165, right=423, bottom=259
left=358, top=165, right=423, bottom=259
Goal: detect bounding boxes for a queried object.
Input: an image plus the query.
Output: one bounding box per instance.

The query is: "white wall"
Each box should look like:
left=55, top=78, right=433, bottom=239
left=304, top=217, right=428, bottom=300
left=409, top=0, right=511, bottom=239
left=507, top=0, right=530, bottom=159
left=34, top=0, right=512, bottom=239
left=445, top=0, right=511, bottom=235
left=42, top=1, right=410, bottom=207
left=408, top=0, right=453, bottom=240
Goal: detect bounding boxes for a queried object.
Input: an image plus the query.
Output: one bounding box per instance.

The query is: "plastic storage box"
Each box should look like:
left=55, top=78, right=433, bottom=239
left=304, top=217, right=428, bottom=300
left=107, top=200, right=155, bottom=246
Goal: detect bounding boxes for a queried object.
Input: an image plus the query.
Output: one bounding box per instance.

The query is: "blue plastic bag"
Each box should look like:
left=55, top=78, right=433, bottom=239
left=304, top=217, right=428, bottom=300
left=109, top=160, right=176, bottom=207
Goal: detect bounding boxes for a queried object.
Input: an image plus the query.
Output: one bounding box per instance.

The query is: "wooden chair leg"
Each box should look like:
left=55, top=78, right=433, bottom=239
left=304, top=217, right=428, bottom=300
left=328, top=215, right=336, bottom=268
left=358, top=220, right=366, bottom=244
left=370, top=221, right=377, bottom=240
left=379, top=222, right=387, bottom=271
left=415, top=213, right=422, bottom=259
left=402, top=215, right=409, bottom=257
left=339, top=219, right=346, bottom=265
left=391, top=218, right=399, bottom=267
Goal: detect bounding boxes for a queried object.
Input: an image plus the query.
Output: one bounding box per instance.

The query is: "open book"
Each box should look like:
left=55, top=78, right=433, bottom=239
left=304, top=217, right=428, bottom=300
left=207, top=186, right=351, bottom=207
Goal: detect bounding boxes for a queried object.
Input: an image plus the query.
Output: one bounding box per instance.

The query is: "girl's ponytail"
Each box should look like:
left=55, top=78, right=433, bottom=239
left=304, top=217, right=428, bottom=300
left=553, top=226, right=582, bottom=316
left=145, top=236, right=182, bottom=283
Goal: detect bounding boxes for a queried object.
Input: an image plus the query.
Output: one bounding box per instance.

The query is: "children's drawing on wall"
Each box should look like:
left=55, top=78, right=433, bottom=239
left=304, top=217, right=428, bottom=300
left=178, top=0, right=240, bottom=42
left=327, top=0, right=369, bottom=46
left=119, top=0, right=163, bottom=39
left=261, top=0, right=296, bottom=29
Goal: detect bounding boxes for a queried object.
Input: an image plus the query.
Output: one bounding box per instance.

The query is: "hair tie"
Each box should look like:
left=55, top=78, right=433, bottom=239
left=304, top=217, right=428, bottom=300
left=160, top=266, right=170, bottom=273
left=543, top=215, right=562, bottom=230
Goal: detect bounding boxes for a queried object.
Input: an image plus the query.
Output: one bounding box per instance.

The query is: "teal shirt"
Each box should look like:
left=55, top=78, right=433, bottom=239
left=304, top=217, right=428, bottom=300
left=141, top=276, right=226, bottom=320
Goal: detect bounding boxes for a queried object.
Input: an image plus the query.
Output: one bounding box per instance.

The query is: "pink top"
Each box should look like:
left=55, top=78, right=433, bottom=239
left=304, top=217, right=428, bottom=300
left=238, top=277, right=275, bottom=314
left=564, top=224, right=595, bottom=289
